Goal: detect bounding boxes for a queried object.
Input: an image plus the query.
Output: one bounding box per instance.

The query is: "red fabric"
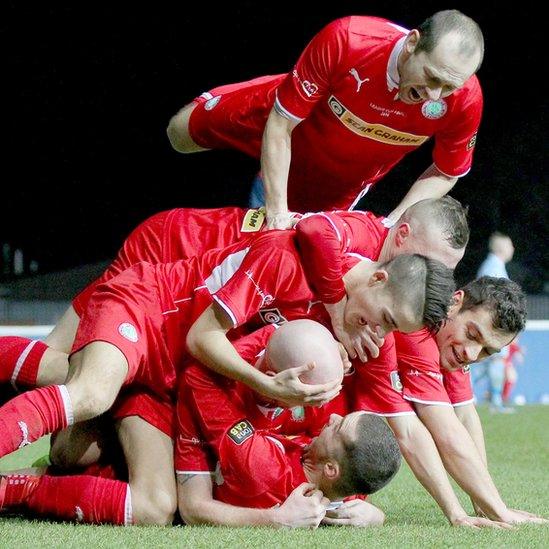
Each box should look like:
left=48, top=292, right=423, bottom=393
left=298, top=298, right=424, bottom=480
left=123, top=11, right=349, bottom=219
left=181, top=362, right=309, bottom=508
left=72, top=207, right=259, bottom=316
left=295, top=211, right=389, bottom=303
left=25, top=474, right=128, bottom=525
left=443, top=367, right=474, bottom=406
left=0, top=337, right=46, bottom=388
left=189, top=16, right=482, bottom=212
left=352, top=334, right=415, bottom=415
left=0, top=385, right=69, bottom=457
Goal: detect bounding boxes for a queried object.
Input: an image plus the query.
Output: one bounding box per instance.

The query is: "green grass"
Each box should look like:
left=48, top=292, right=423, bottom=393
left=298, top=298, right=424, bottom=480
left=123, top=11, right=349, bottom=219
left=1, top=406, right=548, bottom=548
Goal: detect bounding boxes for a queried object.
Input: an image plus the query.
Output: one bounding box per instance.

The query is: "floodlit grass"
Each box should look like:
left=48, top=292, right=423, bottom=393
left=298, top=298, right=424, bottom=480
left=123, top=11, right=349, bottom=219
left=1, top=406, right=548, bottom=548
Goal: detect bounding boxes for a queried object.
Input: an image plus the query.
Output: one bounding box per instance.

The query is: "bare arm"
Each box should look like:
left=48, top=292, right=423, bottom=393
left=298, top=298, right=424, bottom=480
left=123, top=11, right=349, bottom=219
left=415, top=404, right=513, bottom=521
left=388, top=415, right=489, bottom=527
left=261, top=107, right=299, bottom=229
left=454, top=403, right=487, bottom=465
left=178, top=474, right=327, bottom=528
left=388, top=163, right=457, bottom=223
left=186, top=303, right=341, bottom=406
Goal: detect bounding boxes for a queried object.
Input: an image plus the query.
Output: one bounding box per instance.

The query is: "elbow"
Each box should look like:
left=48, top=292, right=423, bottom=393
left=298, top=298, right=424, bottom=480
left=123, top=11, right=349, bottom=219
left=178, top=501, right=204, bottom=526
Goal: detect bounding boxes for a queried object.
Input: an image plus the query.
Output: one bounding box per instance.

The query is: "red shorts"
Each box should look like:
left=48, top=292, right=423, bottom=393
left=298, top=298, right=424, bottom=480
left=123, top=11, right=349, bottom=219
left=112, top=388, right=175, bottom=439
left=189, top=75, right=283, bottom=158
left=71, top=263, right=184, bottom=402
left=174, top=387, right=216, bottom=475
left=73, top=211, right=169, bottom=316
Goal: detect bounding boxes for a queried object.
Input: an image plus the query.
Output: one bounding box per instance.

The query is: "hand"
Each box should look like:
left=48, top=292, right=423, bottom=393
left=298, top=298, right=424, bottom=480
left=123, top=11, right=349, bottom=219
left=498, top=508, right=548, bottom=525
left=324, top=298, right=384, bottom=362
left=273, top=483, right=329, bottom=529
left=322, top=499, right=385, bottom=527
left=336, top=342, right=352, bottom=374
left=262, top=363, right=342, bottom=407
left=451, top=515, right=513, bottom=529
left=266, top=211, right=293, bottom=230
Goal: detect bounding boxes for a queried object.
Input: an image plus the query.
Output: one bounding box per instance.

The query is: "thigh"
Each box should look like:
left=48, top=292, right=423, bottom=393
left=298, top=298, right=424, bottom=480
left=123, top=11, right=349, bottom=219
left=44, top=305, right=80, bottom=354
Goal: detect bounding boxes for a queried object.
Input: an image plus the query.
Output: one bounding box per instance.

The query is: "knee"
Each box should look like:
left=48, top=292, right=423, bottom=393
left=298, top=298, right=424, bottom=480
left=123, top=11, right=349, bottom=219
left=49, top=432, right=73, bottom=468
left=132, top=485, right=177, bottom=526
left=166, top=106, right=197, bottom=153
left=66, top=385, right=117, bottom=421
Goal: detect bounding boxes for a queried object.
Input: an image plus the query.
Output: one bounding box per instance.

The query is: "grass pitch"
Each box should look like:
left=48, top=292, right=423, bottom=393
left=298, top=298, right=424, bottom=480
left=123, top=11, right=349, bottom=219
left=1, top=406, right=548, bottom=548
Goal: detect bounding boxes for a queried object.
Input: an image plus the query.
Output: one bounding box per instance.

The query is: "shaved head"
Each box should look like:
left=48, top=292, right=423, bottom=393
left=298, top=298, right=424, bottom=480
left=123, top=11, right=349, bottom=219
left=264, top=320, right=344, bottom=385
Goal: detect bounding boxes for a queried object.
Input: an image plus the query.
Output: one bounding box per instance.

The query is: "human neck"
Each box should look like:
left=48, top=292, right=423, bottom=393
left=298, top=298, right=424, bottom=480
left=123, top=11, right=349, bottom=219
left=343, top=259, right=378, bottom=291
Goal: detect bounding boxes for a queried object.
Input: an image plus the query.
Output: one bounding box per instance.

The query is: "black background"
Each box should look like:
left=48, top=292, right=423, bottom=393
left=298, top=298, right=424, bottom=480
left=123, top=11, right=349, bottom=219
left=2, top=2, right=547, bottom=290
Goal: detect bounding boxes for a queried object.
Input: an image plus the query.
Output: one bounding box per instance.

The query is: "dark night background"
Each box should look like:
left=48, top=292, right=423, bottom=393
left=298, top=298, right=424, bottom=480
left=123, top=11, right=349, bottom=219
left=2, top=2, right=547, bottom=292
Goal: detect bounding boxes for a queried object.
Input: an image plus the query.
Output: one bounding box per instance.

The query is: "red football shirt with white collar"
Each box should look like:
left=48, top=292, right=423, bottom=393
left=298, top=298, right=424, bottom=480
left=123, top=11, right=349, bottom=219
left=189, top=16, right=482, bottom=212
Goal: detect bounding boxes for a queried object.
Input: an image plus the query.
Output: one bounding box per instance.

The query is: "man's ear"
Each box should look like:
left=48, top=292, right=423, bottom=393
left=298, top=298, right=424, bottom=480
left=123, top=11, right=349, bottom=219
left=405, top=29, right=420, bottom=54
left=395, top=223, right=411, bottom=247
left=369, top=269, right=389, bottom=286
left=323, top=460, right=341, bottom=481
left=448, top=290, right=465, bottom=317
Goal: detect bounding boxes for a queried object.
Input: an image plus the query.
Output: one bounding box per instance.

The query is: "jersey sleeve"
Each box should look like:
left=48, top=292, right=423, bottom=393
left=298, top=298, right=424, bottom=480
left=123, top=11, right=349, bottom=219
left=275, top=18, right=349, bottom=122
left=295, top=211, right=387, bottom=303
left=432, top=79, right=483, bottom=177
left=295, top=212, right=349, bottom=303
left=212, top=234, right=303, bottom=327
left=184, top=363, right=292, bottom=506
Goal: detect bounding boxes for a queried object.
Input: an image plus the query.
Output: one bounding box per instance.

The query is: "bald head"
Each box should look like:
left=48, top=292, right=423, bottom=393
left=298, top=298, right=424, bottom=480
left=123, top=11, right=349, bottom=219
left=417, top=10, right=484, bottom=72
left=264, top=320, right=344, bottom=385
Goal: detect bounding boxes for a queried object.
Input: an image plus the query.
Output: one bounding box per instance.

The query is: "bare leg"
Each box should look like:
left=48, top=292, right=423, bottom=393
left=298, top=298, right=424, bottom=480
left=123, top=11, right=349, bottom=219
left=117, top=415, right=177, bottom=525
left=166, top=103, right=210, bottom=153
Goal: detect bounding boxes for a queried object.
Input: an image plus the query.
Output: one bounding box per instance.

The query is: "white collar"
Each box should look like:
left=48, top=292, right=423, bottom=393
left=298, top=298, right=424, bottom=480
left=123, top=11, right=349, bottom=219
left=387, top=35, right=407, bottom=92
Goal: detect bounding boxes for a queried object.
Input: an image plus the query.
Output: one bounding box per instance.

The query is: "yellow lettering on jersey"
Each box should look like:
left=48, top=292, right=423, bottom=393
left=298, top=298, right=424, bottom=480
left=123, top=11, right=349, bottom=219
left=328, top=96, right=428, bottom=146
left=241, top=207, right=266, bottom=232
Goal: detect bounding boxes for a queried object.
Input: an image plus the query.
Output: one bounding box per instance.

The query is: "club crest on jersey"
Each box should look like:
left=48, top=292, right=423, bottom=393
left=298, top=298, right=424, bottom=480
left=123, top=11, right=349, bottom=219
left=118, top=322, right=139, bottom=342
left=241, top=207, right=266, bottom=232
left=259, top=308, right=287, bottom=325
left=421, top=99, right=447, bottom=119
left=467, top=132, right=477, bottom=150
left=228, top=419, right=254, bottom=445
left=390, top=371, right=403, bottom=392
left=291, top=406, right=305, bottom=422
left=204, top=95, right=222, bottom=111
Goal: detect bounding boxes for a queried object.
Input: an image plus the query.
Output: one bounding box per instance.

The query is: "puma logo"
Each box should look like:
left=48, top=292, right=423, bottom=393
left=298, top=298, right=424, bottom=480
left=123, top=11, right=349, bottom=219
left=349, top=68, right=370, bottom=92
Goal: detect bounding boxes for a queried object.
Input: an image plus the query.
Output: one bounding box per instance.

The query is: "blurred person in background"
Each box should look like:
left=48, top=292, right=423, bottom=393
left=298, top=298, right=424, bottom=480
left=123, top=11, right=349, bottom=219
left=475, top=232, right=517, bottom=412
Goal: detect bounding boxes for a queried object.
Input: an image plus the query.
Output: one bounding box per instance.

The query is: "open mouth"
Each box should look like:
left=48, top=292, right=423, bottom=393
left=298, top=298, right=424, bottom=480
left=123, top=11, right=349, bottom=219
left=409, top=87, right=422, bottom=102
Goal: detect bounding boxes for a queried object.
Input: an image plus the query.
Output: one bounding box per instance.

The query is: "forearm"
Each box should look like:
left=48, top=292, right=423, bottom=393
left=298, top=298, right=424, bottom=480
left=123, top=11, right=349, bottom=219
left=188, top=328, right=267, bottom=395
left=261, top=109, right=294, bottom=216
left=454, top=404, right=488, bottom=465
left=417, top=406, right=508, bottom=520
left=178, top=474, right=281, bottom=527
left=388, top=164, right=457, bottom=223
left=388, top=416, right=467, bottom=523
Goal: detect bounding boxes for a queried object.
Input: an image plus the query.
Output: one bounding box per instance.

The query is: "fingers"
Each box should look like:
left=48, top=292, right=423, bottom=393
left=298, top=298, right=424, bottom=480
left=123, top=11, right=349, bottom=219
left=295, top=482, right=316, bottom=495
left=321, top=517, right=349, bottom=526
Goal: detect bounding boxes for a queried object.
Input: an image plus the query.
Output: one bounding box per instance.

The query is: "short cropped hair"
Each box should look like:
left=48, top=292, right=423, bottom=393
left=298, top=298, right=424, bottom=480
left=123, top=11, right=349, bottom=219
left=403, top=196, right=470, bottom=250
left=333, top=414, right=401, bottom=496
left=417, top=10, right=484, bottom=71
left=382, top=254, right=455, bottom=332
left=460, top=276, right=527, bottom=334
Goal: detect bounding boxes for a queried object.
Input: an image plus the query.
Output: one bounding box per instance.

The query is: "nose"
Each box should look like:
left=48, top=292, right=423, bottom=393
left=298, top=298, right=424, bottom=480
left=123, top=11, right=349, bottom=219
left=464, top=342, right=483, bottom=363
left=426, top=86, right=442, bottom=100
